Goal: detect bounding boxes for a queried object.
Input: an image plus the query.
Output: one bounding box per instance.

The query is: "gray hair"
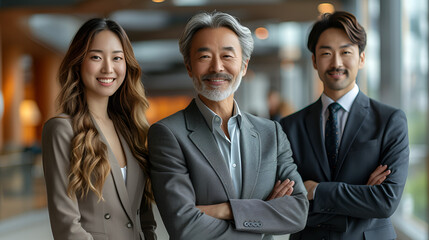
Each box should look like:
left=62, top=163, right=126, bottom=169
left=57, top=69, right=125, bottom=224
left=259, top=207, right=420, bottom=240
left=179, top=11, right=254, bottom=68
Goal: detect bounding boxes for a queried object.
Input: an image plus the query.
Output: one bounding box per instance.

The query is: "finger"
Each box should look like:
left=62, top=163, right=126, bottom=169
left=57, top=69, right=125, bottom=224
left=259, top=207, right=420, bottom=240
left=286, top=187, right=293, bottom=196
left=370, top=165, right=387, bottom=178
left=376, top=176, right=386, bottom=185
left=267, top=180, right=281, bottom=200
left=272, top=179, right=290, bottom=199
left=368, top=170, right=391, bottom=185
left=276, top=180, right=293, bottom=197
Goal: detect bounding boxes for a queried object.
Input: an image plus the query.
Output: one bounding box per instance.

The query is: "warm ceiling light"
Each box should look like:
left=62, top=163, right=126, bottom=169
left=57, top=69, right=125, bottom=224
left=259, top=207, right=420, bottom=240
left=317, top=3, right=335, bottom=14
left=255, top=27, right=269, bottom=40
left=152, top=0, right=165, bottom=3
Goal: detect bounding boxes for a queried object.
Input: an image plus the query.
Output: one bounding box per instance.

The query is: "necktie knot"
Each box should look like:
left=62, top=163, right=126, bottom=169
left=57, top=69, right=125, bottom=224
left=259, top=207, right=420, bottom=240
left=328, top=102, right=342, bottom=114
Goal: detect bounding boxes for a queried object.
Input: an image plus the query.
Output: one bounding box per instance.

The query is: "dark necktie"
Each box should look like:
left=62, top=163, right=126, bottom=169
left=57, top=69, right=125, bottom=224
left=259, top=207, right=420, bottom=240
left=325, top=102, right=342, bottom=176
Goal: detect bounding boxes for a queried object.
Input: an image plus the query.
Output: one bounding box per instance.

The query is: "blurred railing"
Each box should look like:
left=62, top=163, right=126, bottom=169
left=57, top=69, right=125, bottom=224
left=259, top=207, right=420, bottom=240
left=0, top=148, right=46, bottom=220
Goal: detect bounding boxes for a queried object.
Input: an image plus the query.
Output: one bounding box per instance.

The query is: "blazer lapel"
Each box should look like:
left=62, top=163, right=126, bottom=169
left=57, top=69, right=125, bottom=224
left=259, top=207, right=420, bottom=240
left=304, top=100, right=331, bottom=180
left=239, top=114, right=260, bottom=199
left=334, top=92, right=369, bottom=179
left=185, top=101, right=237, bottom=199
left=91, top=116, right=134, bottom=222
left=119, top=132, right=143, bottom=209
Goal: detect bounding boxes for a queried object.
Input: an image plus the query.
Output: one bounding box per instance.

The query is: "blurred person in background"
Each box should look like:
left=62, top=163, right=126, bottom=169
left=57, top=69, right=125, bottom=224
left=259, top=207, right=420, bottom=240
left=147, top=11, right=308, bottom=240
left=280, top=11, right=409, bottom=240
left=42, top=18, right=156, bottom=240
left=267, top=89, right=295, bottom=121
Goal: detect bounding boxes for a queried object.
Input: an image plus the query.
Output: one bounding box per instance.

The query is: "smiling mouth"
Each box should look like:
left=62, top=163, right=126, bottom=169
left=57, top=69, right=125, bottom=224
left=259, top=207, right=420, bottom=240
left=97, top=78, right=115, bottom=83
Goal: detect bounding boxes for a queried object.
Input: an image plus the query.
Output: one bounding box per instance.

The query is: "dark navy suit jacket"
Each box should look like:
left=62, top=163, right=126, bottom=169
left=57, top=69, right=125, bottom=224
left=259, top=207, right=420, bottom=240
left=280, top=91, right=409, bottom=240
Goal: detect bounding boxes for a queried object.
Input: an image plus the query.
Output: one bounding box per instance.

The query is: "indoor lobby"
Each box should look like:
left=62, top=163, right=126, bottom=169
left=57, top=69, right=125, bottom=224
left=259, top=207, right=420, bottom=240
left=0, top=0, right=427, bottom=239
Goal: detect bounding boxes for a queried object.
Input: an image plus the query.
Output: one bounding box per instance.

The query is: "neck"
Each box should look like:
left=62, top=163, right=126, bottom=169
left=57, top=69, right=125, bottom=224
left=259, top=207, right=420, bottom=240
left=324, top=83, right=355, bottom=101
left=199, top=94, right=234, bottom=121
left=86, top=96, right=110, bottom=121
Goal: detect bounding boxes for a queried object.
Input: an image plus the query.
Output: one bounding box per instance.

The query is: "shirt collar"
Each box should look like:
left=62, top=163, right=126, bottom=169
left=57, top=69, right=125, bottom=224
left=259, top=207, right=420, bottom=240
left=321, top=83, right=359, bottom=114
left=195, top=96, right=242, bottom=132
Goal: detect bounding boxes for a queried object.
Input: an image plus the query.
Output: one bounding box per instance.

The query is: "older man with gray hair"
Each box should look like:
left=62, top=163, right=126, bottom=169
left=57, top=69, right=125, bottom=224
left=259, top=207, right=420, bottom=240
left=148, top=11, right=308, bottom=240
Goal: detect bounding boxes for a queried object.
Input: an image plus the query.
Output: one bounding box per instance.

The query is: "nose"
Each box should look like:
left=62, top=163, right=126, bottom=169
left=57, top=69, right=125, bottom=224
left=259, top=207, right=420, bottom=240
left=101, top=59, right=113, bottom=74
left=331, top=53, right=343, bottom=68
left=209, top=56, right=224, bottom=73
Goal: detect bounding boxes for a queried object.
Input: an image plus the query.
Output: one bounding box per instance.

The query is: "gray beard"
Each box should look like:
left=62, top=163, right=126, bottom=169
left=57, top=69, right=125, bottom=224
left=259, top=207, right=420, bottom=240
left=193, top=72, right=243, bottom=102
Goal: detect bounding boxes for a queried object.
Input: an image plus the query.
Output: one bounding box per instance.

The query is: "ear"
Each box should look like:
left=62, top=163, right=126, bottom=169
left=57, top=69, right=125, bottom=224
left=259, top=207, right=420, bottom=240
left=241, top=59, right=250, bottom=76
left=185, top=63, right=193, bottom=78
left=358, top=51, right=365, bottom=69
left=311, top=54, right=317, bottom=69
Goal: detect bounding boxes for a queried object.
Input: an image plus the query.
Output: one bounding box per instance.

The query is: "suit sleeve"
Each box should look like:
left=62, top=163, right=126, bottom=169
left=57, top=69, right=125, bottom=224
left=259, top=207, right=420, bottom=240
left=148, top=122, right=262, bottom=240
left=312, top=109, right=409, bottom=219
left=229, top=122, right=309, bottom=234
left=42, top=118, right=93, bottom=240
left=140, top=198, right=157, bottom=240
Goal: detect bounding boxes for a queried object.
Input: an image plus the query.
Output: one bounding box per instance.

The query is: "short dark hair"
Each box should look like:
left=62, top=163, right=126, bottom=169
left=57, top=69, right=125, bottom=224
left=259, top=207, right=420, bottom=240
left=307, top=11, right=367, bottom=55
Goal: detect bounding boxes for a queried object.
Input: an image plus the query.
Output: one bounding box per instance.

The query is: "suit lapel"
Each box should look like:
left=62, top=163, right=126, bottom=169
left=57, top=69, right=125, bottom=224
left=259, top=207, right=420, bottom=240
left=119, top=132, right=142, bottom=209
left=91, top=116, right=134, bottom=222
left=334, top=92, right=369, bottom=179
left=304, top=100, right=331, bottom=180
left=239, top=114, right=260, bottom=199
left=185, top=101, right=237, bottom=199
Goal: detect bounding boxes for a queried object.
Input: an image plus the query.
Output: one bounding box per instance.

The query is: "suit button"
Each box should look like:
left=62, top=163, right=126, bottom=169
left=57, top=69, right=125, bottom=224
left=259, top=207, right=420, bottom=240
left=127, top=222, right=133, bottom=228
left=104, top=213, right=111, bottom=220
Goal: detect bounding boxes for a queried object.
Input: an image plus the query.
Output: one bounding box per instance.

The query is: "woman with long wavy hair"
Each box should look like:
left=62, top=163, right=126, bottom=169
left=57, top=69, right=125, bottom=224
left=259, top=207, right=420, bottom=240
left=42, top=18, right=156, bottom=240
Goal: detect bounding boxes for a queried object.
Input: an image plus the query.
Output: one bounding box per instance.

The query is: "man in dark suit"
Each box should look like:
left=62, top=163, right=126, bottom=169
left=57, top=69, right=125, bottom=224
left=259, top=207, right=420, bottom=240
left=280, top=11, right=409, bottom=240
left=148, top=11, right=308, bottom=240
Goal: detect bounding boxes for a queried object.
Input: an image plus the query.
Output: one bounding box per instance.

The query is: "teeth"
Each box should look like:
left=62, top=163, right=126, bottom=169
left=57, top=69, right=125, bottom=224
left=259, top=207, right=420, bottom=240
left=98, top=78, right=114, bottom=83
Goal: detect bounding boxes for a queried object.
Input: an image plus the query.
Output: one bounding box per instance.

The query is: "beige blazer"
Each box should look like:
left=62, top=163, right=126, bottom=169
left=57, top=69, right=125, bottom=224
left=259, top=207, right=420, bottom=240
left=42, top=114, right=156, bottom=240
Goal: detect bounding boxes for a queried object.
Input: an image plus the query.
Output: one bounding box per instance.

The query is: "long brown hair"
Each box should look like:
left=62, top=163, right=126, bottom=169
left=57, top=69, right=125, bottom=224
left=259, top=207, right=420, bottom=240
left=57, top=18, right=153, bottom=203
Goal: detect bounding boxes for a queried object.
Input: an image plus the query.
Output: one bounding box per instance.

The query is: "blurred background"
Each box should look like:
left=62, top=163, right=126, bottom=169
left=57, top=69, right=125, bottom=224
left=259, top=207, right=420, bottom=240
left=0, top=0, right=427, bottom=239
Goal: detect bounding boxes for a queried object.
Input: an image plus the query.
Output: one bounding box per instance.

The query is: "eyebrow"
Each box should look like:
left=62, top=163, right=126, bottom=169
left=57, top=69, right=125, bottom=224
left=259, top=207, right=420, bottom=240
left=318, top=43, right=354, bottom=50
left=196, top=46, right=236, bottom=52
left=88, top=49, right=124, bottom=53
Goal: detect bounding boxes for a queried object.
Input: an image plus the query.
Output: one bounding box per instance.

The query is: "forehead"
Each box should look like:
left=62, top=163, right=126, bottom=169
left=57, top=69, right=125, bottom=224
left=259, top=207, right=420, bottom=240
left=316, top=28, right=356, bottom=49
left=89, top=30, right=123, bottom=49
left=190, top=27, right=241, bottom=51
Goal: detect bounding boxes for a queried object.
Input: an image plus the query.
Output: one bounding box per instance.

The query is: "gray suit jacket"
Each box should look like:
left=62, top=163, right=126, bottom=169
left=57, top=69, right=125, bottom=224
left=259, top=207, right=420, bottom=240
left=42, top=115, right=157, bottom=240
left=280, top=92, right=409, bottom=240
left=148, top=100, right=309, bottom=240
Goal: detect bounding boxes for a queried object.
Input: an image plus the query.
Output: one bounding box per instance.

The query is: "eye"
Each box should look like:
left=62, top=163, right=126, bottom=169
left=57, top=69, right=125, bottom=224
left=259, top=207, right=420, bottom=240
left=223, top=54, right=233, bottom=58
left=199, top=55, right=210, bottom=59
left=90, top=55, right=101, bottom=60
left=343, top=51, right=352, bottom=55
left=320, top=52, right=331, bottom=56
left=113, top=56, right=123, bottom=61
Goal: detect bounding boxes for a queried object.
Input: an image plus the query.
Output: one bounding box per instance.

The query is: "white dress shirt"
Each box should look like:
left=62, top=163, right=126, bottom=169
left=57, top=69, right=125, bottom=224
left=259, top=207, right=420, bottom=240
left=196, top=96, right=243, bottom=197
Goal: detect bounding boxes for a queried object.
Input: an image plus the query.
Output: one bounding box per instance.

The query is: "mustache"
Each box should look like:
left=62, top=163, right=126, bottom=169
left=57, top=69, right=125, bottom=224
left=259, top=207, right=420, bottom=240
left=327, top=68, right=347, bottom=74
left=202, top=73, right=233, bottom=81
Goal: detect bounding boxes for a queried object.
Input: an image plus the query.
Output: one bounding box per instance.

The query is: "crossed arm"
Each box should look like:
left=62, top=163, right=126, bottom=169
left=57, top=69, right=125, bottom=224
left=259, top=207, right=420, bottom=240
left=197, top=179, right=295, bottom=220
left=305, top=164, right=391, bottom=200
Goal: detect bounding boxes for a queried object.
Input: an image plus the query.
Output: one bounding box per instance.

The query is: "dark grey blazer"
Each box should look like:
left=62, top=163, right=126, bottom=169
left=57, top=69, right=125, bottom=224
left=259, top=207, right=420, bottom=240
left=280, top=92, right=409, bottom=240
left=42, top=115, right=157, bottom=240
left=148, top=100, right=309, bottom=240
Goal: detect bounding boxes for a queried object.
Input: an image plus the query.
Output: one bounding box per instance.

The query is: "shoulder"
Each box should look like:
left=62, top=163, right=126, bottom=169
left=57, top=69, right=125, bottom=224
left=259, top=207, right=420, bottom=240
left=280, top=101, right=317, bottom=125
left=353, top=94, right=406, bottom=124
left=150, top=109, right=186, bottom=132
left=42, top=114, right=73, bottom=139
left=242, top=112, right=277, bottom=129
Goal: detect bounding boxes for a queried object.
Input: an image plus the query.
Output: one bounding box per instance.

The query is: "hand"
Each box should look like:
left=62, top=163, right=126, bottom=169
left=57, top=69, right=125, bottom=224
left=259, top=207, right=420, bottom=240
left=304, top=180, right=318, bottom=200
left=266, top=179, right=295, bottom=200
left=367, top=165, right=391, bottom=186
left=196, top=202, right=232, bottom=220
